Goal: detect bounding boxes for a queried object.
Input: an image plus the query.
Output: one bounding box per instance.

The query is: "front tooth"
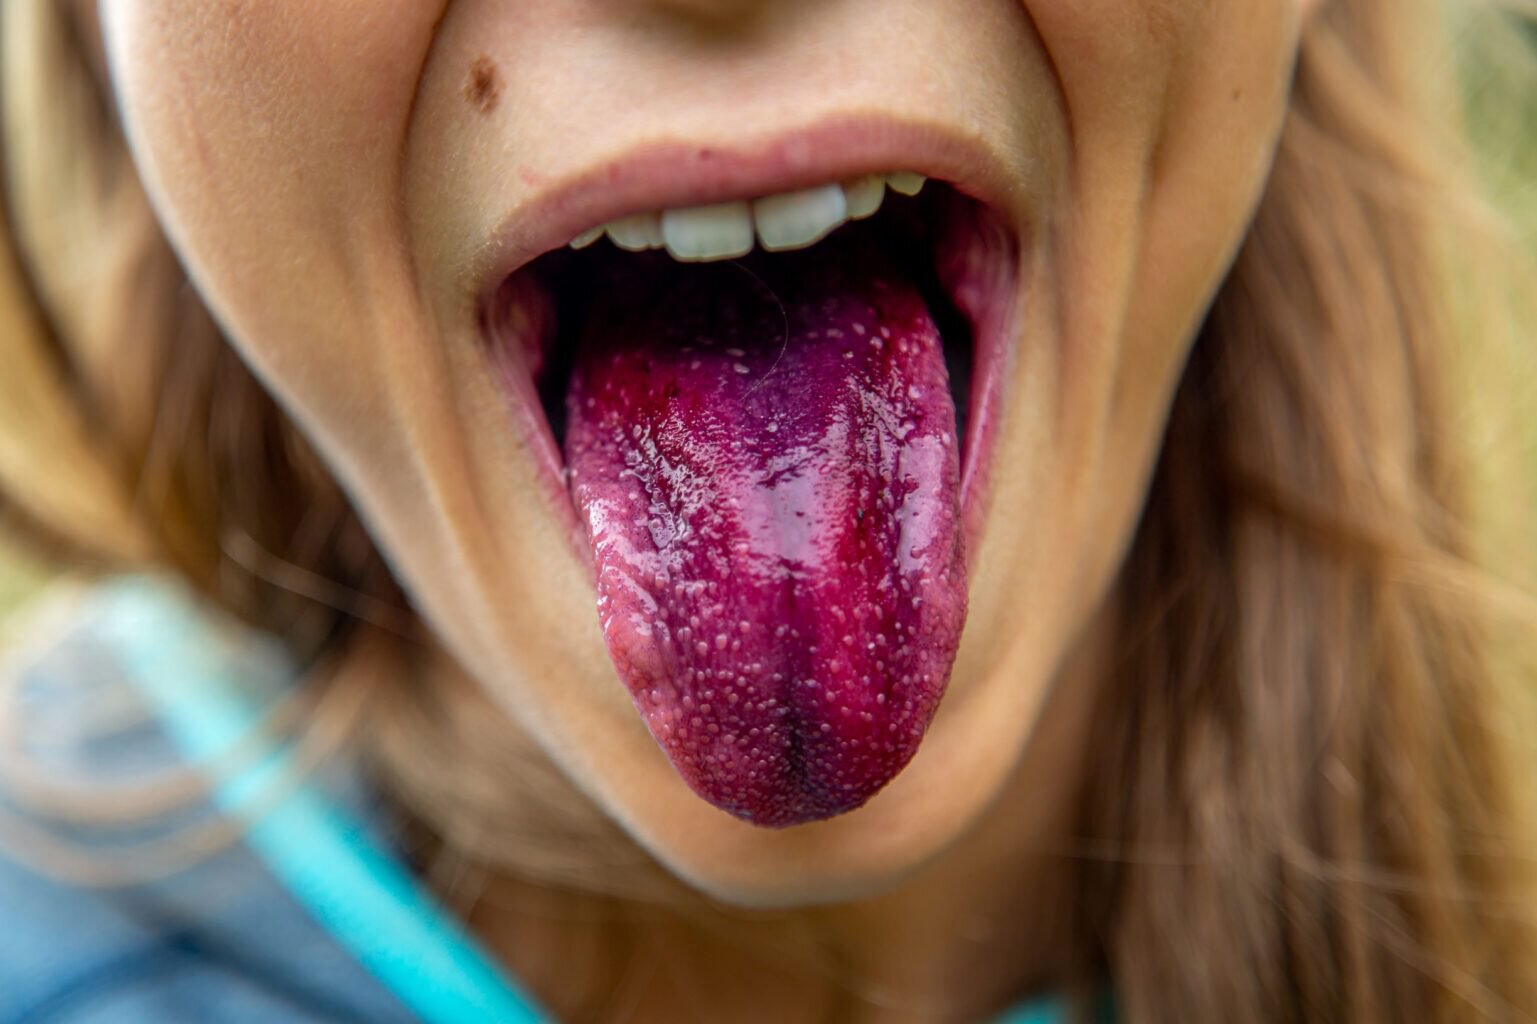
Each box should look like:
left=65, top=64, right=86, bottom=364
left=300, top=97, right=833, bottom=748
left=569, top=225, right=603, bottom=249
left=886, top=171, right=927, bottom=196
left=606, top=212, right=664, bottom=251
left=842, top=175, right=886, bottom=220
left=753, top=184, right=848, bottom=252
left=661, top=201, right=755, bottom=262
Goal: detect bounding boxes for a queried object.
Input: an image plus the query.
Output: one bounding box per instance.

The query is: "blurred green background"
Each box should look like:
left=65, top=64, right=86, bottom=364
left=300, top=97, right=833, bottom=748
left=0, top=533, right=48, bottom=620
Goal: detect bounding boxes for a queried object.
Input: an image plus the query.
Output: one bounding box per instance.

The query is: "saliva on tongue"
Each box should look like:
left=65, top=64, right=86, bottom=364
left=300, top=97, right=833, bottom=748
left=564, top=229, right=967, bottom=827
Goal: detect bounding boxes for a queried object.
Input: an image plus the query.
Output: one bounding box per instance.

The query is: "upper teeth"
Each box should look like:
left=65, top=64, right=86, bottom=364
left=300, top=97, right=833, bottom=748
left=568, top=172, right=925, bottom=262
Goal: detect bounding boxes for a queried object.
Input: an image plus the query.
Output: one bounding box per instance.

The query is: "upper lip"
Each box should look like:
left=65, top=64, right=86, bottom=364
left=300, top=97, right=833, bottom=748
left=469, top=112, right=1026, bottom=310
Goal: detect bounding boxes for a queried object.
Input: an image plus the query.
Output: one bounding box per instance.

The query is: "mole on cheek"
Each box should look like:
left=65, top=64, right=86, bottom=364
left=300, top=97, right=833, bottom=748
left=464, top=55, right=501, bottom=115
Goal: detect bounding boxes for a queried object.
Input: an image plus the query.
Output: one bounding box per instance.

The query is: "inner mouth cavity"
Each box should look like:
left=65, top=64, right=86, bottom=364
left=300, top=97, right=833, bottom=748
left=486, top=182, right=1006, bottom=827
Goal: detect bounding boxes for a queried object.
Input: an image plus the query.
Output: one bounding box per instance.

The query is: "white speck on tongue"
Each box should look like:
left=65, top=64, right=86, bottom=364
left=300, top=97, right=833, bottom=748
left=564, top=236, right=966, bottom=827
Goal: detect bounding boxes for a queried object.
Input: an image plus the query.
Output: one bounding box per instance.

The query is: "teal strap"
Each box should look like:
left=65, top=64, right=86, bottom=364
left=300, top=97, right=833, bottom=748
left=995, top=997, right=1069, bottom=1024
left=94, top=577, right=1088, bottom=1024
left=97, top=579, right=546, bottom=1024
left=997, top=990, right=1114, bottom=1024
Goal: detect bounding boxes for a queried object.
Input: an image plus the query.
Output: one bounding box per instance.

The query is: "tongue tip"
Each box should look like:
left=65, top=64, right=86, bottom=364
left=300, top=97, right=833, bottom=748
left=658, top=707, right=940, bottom=829
left=623, top=605, right=963, bottom=829
left=713, top=784, right=891, bottom=830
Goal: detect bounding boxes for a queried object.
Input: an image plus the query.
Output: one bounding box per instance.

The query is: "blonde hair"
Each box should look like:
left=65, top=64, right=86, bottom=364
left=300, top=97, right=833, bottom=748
left=3, top=0, right=1536, bottom=1019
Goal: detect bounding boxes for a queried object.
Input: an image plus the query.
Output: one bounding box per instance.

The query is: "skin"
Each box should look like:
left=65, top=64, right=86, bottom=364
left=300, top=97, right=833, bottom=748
left=96, top=0, right=1317, bottom=1016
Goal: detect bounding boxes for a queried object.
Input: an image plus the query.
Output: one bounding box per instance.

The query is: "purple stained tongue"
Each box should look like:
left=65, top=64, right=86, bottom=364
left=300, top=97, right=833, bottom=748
left=564, top=236, right=966, bottom=827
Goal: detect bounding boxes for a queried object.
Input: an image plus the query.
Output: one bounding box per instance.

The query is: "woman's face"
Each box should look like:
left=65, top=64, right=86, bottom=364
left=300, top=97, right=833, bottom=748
left=101, top=0, right=1305, bottom=903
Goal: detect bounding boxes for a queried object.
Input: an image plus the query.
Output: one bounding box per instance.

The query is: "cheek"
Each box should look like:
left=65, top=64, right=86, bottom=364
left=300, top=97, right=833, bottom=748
left=1100, top=0, right=1301, bottom=496
left=100, top=0, right=445, bottom=389
left=994, top=0, right=1300, bottom=621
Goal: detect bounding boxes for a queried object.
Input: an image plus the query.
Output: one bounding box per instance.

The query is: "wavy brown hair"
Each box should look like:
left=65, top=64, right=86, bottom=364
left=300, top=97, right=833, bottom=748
left=3, top=0, right=1536, bottom=1019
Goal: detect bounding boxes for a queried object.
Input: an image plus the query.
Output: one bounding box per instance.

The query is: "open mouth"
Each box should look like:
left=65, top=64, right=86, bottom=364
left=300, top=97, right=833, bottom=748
left=481, top=175, right=1018, bottom=828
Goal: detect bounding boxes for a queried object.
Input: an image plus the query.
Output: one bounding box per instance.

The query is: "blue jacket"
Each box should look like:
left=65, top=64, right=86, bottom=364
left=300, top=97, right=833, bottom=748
left=0, top=580, right=426, bottom=1022
left=0, top=579, right=1075, bottom=1024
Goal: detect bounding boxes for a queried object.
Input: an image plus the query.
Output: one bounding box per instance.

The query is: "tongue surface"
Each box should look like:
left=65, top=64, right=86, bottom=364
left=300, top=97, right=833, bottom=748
left=564, top=234, right=966, bottom=827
